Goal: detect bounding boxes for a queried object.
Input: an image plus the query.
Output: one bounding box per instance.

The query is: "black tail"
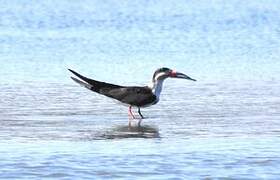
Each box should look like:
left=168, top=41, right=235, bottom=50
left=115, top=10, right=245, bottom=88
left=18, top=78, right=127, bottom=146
left=68, top=69, right=93, bottom=84
left=68, top=69, right=122, bottom=93
left=70, top=76, right=94, bottom=90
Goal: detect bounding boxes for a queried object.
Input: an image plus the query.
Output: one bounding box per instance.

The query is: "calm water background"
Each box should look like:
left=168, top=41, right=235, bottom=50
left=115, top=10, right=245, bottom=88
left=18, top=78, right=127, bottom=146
left=1, top=0, right=280, bottom=179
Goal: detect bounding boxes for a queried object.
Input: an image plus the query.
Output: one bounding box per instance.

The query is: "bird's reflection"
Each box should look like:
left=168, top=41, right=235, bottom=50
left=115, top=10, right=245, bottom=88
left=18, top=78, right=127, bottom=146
left=100, top=125, right=160, bottom=139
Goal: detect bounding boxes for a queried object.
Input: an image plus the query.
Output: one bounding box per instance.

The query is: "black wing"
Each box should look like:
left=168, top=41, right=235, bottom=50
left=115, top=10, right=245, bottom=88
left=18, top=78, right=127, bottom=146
left=103, top=86, right=157, bottom=107
left=69, top=69, right=157, bottom=106
left=69, top=69, right=122, bottom=92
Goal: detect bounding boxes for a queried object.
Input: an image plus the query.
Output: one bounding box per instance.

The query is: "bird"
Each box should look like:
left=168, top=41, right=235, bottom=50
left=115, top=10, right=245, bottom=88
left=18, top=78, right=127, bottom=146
left=68, top=67, right=196, bottom=126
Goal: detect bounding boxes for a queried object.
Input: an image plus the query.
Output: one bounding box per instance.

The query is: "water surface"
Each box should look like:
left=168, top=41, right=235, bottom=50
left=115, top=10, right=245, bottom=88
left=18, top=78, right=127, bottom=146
left=1, top=0, right=280, bottom=179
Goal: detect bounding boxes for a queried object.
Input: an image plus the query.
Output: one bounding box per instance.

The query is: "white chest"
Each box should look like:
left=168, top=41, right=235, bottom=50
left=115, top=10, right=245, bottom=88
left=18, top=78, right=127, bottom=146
left=151, top=80, right=164, bottom=100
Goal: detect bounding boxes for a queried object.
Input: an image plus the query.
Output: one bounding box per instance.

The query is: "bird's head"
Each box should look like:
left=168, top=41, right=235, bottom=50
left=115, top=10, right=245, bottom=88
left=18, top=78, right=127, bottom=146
left=152, top=67, right=196, bottom=82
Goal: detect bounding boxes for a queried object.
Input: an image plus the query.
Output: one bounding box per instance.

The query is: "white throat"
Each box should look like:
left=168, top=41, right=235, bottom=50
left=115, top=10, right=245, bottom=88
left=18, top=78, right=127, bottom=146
left=149, top=79, right=165, bottom=100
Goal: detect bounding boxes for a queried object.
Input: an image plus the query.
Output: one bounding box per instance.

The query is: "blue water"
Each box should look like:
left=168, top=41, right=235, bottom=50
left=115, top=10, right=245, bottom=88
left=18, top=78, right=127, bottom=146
left=1, top=0, right=280, bottom=179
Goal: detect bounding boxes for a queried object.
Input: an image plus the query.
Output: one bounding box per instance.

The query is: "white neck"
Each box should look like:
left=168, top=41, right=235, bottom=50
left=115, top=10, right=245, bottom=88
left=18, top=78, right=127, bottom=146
left=149, top=79, right=165, bottom=99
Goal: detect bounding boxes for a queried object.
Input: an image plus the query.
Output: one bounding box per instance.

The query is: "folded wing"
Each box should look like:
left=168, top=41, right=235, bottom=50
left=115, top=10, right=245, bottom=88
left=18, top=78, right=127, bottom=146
left=69, top=69, right=157, bottom=106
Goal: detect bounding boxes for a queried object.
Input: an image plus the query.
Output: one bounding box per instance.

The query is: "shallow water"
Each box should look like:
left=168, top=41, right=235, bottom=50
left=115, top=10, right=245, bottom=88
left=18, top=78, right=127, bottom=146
left=1, top=0, right=280, bottom=179
left=1, top=81, right=280, bottom=179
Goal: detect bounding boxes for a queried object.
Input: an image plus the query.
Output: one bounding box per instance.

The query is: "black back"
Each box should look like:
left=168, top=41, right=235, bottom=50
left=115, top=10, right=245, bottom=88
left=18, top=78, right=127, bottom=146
left=69, top=69, right=157, bottom=107
left=104, top=86, right=157, bottom=106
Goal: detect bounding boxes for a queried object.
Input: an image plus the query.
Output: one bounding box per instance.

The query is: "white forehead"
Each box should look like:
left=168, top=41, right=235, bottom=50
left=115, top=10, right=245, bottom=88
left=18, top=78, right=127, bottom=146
left=154, top=72, right=167, bottom=80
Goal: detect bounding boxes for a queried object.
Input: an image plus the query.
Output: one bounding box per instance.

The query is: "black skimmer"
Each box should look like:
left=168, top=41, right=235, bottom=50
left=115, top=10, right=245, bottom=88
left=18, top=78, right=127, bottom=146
left=68, top=67, right=196, bottom=126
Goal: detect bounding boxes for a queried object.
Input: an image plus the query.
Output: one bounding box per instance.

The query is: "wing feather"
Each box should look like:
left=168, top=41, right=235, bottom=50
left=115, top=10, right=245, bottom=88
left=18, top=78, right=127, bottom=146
left=104, top=86, right=156, bottom=106
left=69, top=69, right=156, bottom=106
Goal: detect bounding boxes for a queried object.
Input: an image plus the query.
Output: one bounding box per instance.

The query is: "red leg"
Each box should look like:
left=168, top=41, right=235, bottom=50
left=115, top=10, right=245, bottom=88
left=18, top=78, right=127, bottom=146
left=128, top=106, right=135, bottom=119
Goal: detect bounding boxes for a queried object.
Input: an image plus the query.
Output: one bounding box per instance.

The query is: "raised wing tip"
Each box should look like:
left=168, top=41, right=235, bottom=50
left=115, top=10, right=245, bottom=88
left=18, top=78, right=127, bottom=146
left=68, top=69, right=75, bottom=73
left=68, top=69, right=82, bottom=78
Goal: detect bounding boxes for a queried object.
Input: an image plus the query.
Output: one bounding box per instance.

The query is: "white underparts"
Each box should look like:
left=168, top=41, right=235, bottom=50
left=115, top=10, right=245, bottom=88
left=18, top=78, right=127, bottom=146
left=149, top=79, right=165, bottom=101
left=148, top=72, right=169, bottom=101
